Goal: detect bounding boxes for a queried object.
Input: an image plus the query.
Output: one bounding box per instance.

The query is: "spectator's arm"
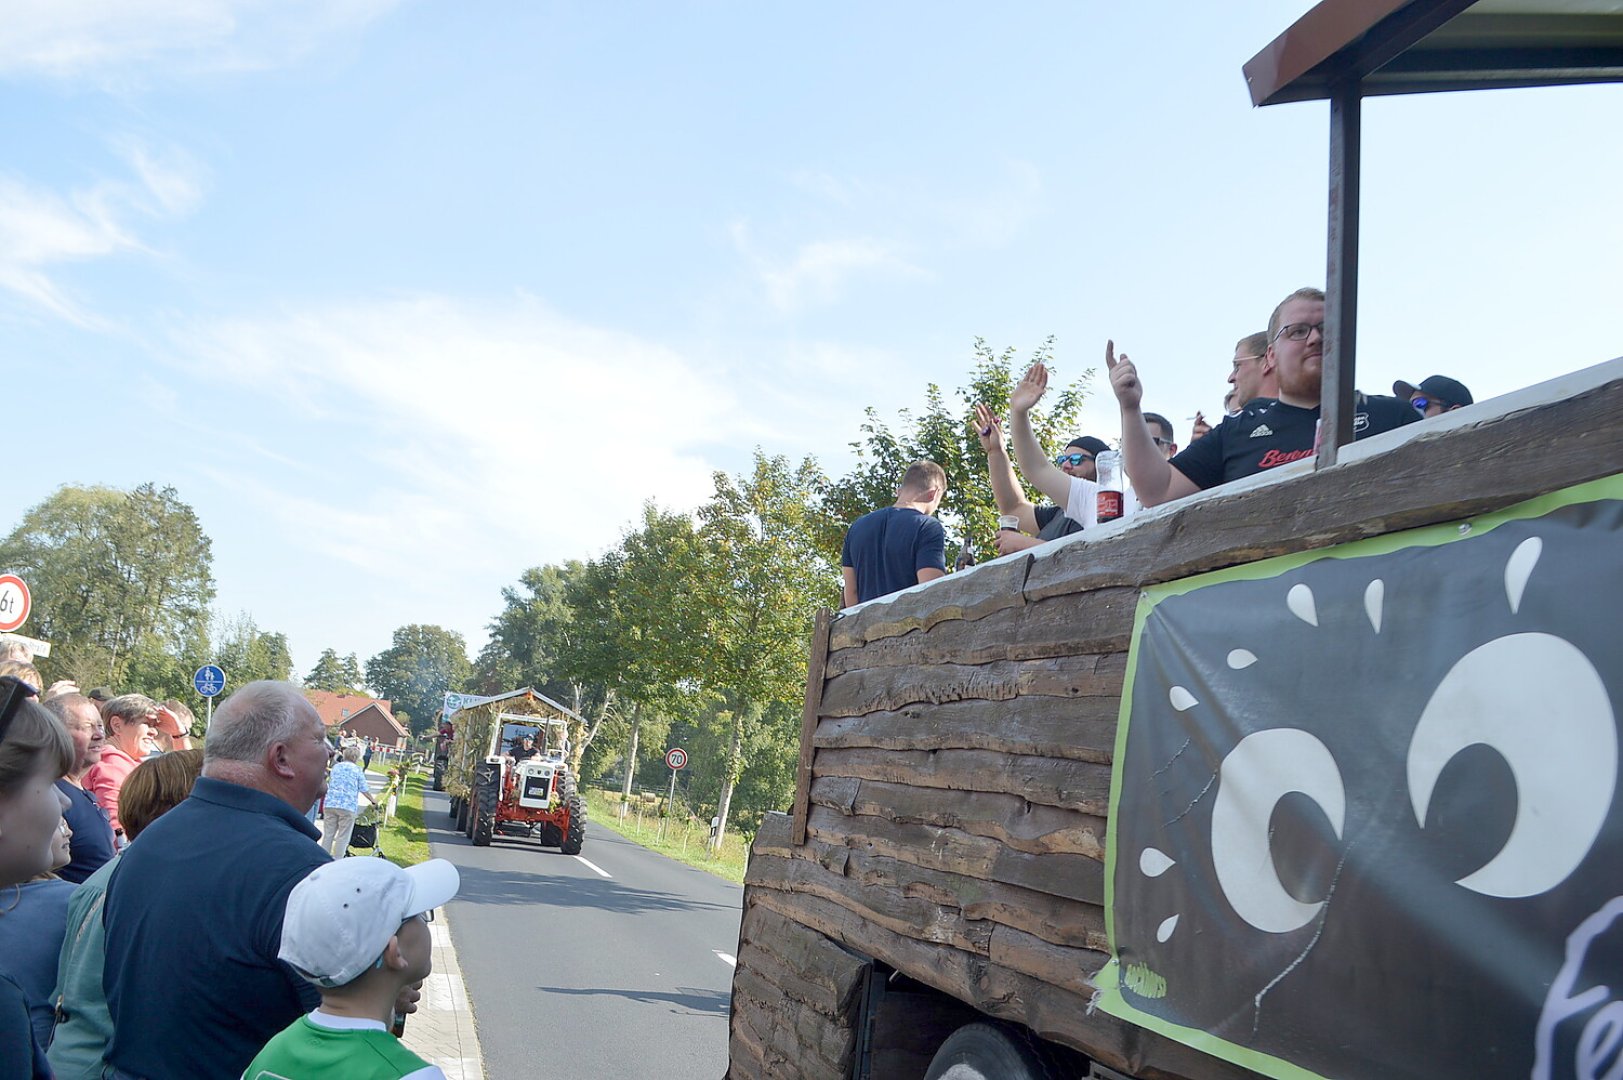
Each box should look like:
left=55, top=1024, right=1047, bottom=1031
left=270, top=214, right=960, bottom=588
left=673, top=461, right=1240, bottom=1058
left=972, top=405, right=1039, bottom=533
left=1007, top=364, right=1073, bottom=507
left=915, top=518, right=947, bottom=586
left=916, top=568, right=947, bottom=585
left=1106, top=341, right=1201, bottom=506
left=842, top=567, right=858, bottom=607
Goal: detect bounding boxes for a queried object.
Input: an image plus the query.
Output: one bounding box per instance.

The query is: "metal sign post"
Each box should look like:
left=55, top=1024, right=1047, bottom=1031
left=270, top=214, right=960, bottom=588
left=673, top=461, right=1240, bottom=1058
left=662, top=747, right=688, bottom=839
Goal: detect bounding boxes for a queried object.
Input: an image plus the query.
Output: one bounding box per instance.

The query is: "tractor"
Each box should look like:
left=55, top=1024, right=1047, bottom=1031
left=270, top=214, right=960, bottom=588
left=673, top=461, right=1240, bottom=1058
left=459, top=712, right=586, bottom=853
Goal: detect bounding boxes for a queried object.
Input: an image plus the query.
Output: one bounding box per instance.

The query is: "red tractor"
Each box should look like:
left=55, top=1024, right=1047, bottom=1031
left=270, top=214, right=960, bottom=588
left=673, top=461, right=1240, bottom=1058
left=463, top=714, right=585, bottom=854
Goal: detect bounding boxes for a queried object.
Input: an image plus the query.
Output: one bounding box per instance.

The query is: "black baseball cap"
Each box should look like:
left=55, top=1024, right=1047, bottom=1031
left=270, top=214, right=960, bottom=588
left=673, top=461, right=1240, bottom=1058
left=1066, top=436, right=1111, bottom=457
left=1393, top=375, right=1473, bottom=408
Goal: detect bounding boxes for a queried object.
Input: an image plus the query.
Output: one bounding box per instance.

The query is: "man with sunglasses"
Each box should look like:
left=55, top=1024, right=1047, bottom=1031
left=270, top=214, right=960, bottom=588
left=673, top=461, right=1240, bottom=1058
left=1107, top=287, right=1419, bottom=506
left=1002, top=363, right=1129, bottom=552
left=1394, top=374, right=1473, bottom=418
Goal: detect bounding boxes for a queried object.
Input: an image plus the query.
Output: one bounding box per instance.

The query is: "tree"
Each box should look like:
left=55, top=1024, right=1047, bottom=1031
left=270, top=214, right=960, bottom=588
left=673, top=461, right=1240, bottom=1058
left=473, top=563, right=584, bottom=704
left=366, top=625, right=472, bottom=737
left=0, top=483, right=215, bottom=687
left=213, top=614, right=294, bottom=687
left=305, top=649, right=347, bottom=691
left=824, top=338, right=1090, bottom=564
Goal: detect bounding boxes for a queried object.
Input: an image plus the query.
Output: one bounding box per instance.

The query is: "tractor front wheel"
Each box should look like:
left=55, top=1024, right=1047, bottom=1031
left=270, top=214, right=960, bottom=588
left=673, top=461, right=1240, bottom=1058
left=471, top=776, right=498, bottom=847
left=561, top=794, right=587, bottom=855
left=454, top=796, right=468, bottom=832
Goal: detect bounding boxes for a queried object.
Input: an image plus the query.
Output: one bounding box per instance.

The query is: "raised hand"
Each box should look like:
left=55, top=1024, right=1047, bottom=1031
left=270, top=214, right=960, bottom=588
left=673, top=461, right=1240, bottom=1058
left=1105, top=340, right=1142, bottom=409
left=971, top=403, right=1004, bottom=452
left=1009, top=363, right=1048, bottom=414
left=1190, top=411, right=1211, bottom=443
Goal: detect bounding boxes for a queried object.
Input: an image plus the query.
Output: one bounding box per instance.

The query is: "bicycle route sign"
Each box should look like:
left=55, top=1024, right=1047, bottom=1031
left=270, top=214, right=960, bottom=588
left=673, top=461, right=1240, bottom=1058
left=193, top=664, right=226, bottom=698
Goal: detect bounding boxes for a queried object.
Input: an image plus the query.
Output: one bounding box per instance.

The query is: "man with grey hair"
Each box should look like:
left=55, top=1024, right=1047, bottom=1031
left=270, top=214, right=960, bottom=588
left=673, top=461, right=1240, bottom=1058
left=101, top=681, right=349, bottom=1079
left=43, top=693, right=117, bottom=884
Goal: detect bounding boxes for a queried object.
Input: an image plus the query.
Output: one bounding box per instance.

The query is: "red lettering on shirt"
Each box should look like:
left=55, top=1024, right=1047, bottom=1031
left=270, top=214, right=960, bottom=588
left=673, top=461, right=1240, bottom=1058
left=1256, top=448, right=1315, bottom=469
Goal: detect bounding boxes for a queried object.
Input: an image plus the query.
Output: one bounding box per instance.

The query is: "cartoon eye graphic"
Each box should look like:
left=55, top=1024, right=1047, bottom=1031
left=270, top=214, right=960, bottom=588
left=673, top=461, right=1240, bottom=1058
left=1407, top=631, right=1617, bottom=898
left=1210, top=728, right=1346, bottom=934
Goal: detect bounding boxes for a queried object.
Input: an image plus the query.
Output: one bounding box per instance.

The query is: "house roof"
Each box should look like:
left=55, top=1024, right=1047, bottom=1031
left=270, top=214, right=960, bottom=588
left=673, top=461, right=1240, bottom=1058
left=306, top=690, right=397, bottom=730
left=338, top=701, right=409, bottom=738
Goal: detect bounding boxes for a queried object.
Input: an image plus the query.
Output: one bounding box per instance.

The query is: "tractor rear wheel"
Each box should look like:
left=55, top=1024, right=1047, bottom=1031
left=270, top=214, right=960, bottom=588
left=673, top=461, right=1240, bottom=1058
left=453, top=796, right=468, bottom=831
left=471, top=775, right=498, bottom=847
left=431, top=761, right=444, bottom=791
left=561, top=794, right=586, bottom=854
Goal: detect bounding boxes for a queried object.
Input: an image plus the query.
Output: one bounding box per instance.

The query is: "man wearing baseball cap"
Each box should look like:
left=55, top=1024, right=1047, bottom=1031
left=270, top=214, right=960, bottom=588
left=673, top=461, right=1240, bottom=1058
left=244, top=857, right=460, bottom=1080
left=1394, top=374, right=1474, bottom=418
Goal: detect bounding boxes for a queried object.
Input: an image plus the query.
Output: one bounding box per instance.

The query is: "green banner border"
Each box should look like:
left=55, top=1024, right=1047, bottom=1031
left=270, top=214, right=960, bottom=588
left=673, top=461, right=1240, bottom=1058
left=1094, top=472, right=1623, bottom=1080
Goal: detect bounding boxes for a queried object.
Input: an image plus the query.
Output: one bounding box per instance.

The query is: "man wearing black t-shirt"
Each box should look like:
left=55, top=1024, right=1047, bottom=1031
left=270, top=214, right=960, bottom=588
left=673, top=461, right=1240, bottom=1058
left=1106, top=286, right=1418, bottom=506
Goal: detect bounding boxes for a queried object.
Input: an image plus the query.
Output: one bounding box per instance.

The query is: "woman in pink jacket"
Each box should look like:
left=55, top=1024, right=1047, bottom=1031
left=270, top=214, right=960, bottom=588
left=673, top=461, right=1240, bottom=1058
left=82, top=694, right=160, bottom=837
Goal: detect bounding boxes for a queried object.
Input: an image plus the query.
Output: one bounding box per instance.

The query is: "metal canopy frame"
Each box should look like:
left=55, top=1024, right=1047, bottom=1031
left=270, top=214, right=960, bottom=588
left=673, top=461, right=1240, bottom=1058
left=1244, top=0, right=1623, bottom=464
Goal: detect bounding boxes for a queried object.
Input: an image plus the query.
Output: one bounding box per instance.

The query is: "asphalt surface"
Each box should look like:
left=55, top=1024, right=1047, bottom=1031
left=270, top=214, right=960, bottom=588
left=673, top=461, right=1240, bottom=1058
left=423, top=788, right=743, bottom=1080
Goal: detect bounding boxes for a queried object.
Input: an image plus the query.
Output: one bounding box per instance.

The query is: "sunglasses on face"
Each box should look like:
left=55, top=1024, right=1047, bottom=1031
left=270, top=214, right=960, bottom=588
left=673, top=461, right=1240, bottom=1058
left=0, top=674, right=40, bottom=746
left=1054, top=452, right=1095, bottom=466
left=1411, top=396, right=1449, bottom=413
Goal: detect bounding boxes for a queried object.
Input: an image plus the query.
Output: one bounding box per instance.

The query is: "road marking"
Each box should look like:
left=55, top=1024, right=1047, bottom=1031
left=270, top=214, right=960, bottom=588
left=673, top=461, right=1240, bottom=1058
left=574, top=855, right=611, bottom=878
left=714, top=951, right=737, bottom=967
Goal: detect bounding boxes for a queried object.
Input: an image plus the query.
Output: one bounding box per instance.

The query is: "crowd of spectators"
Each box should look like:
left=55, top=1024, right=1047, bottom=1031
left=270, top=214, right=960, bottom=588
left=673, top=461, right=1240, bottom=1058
left=841, top=285, right=1475, bottom=603
left=0, top=660, right=456, bottom=1080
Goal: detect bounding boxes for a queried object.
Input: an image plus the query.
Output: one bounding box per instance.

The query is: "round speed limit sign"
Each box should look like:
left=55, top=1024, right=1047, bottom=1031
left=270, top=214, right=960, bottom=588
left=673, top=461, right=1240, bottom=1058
left=665, top=747, right=688, bottom=771
left=0, top=575, right=31, bottom=634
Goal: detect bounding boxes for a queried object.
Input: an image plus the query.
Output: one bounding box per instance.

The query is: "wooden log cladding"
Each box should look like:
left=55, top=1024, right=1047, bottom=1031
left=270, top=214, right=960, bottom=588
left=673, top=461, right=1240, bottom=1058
left=790, top=608, right=833, bottom=845
left=804, top=804, right=1104, bottom=909
left=827, top=555, right=1030, bottom=651
left=737, top=902, right=867, bottom=1020
left=813, top=746, right=1114, bottom=816
left=748, top=889, right=1258, bottom=1080
left=820, top=651, right=1126, bottom=718
left=810, top=777, right=1108, bottom=860
left=813, top=694, right=1119, bottom=764
left=750, top=827, right=1108, bottom=952
left=824, top=585, right=1139, bottom=677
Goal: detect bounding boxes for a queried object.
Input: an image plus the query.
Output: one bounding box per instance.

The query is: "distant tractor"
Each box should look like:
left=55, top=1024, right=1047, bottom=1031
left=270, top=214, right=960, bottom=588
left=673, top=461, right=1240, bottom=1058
left=458, top=712, right=586, bottom=853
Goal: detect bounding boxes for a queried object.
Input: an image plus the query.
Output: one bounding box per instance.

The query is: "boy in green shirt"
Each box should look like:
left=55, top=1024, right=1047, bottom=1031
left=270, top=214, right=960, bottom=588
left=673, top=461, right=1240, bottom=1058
left=243, top=856, right=461, bottom=1080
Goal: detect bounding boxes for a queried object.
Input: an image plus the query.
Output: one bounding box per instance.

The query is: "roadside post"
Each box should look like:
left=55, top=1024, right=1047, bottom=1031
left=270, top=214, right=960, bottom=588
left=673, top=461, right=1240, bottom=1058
left=194, top=664, right=226, bottom=733
left=662, top=746, right=688, bottom=839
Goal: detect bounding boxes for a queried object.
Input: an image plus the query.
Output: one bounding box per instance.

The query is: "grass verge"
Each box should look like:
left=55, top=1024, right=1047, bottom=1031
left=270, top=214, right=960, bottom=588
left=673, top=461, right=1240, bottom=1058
left=372, top=772, right=432, bottom=867
left=583, top=788, right=750, bottom=883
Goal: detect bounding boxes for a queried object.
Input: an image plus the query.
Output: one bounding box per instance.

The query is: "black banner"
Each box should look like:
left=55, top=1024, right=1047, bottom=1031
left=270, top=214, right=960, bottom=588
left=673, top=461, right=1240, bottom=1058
left=1096, top=478, right=1623, bottom=1079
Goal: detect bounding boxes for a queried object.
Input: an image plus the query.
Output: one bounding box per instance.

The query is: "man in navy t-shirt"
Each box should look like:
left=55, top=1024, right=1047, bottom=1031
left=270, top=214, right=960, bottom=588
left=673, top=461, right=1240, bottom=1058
left=841, top=461, right=949, bottom=606
left=1105, top=286, right=1418, bottom=505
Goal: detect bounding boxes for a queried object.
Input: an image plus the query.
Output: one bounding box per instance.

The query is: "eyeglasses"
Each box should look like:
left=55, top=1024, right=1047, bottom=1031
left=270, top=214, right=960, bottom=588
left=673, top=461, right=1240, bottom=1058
left=1054, top=453, right=1094, bottom=466
left=0, top=674, right=40, bottom=746
left=1231, top=355, right=1263, bottom=367
left=1151, top=437, right=1172, bottom=448
left=1411, top=396, right=1449, bottom=413
left=1273, top=322, right=1325, bottom=343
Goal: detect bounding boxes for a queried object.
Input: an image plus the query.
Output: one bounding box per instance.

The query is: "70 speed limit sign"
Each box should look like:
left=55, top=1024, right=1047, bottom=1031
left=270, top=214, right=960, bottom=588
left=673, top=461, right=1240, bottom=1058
left=665, top=747, right=688, bottom=770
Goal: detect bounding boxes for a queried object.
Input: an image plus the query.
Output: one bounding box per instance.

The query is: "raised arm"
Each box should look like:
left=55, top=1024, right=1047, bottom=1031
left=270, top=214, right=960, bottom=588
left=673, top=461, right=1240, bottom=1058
left=1106, top=341, right=1200, bottom=507
left=972, top=404, right=1039, bottom=534
left=1006, top=364, right=1073, bottom=507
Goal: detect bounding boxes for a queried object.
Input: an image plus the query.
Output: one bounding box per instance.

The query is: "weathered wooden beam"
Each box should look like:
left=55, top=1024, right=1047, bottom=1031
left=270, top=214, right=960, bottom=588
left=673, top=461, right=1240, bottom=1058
left=807, top=781, right=1108, bottom=859
left=738, top=902, right=867, bottom=1018
left=828, top=556, right=1030, bottom=650
left=790, top=608, right=833, bottom=846
left=812, top=694, right=1119, bottom=764
left=825, top=586, right=1138, bottom=677
left=820, top=652, right=1126, bottom=718
left=812, top=746, right=1114, bottom=816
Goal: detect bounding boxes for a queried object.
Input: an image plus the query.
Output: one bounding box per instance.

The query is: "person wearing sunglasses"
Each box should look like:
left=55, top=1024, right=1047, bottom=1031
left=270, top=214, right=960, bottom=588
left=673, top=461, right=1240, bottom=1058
left=1393, top=374, right=1473, bottom=419
left=1106, top=286, right=1419, bottom=507
left=0, top=674, right=76, bottom=1079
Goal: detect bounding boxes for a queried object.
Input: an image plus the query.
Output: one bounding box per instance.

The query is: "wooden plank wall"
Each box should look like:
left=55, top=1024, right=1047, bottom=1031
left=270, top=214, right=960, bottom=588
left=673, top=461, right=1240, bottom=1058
left=729, top=375, right=1623, bottom=1079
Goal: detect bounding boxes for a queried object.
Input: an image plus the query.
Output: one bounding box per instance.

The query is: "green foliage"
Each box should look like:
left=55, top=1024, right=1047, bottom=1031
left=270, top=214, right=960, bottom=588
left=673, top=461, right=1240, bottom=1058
left=366, top=625, right=472, bottom=737
left=212, top=614, right=294, bottom=688
left=822, top=338, right=1090, bottom=563
left=305, top=647, right=367, bottom=693
left=0, top=482, right=216, bottom=689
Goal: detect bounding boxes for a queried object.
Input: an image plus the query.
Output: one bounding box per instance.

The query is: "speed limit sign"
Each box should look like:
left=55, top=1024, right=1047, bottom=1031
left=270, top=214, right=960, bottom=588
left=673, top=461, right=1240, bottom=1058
left=0, top=576, right=30, bottom=634
left=665, top=747, right=688, bottom=771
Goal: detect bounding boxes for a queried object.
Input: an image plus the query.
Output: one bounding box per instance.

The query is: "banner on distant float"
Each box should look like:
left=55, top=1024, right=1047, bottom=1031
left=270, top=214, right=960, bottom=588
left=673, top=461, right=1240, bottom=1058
left=1094, top=475, right=1623, bottom=1080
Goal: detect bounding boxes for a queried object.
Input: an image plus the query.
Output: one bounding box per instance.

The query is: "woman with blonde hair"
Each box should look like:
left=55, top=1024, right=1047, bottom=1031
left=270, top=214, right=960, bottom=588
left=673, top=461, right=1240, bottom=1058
left=0, top=674, right=74, bottom=1078
left=48, top=749, right=205, bottom=1080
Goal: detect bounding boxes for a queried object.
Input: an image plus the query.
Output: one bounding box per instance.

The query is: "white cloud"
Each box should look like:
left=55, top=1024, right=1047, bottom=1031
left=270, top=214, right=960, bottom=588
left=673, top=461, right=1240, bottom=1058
left=0, top=0, right=399, bottom=84
left=731, top=222, right=928, bottom=313
left=167, top=294, right=736, bottom=582
left=0, top=140, right=207, bottom=324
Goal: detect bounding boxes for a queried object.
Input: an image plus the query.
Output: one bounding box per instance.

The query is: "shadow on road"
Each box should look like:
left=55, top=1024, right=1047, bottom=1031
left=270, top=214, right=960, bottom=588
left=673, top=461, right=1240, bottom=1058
left=451, top=862, right=738, bottom=915
left=535, top=985, right=730, bottom=1016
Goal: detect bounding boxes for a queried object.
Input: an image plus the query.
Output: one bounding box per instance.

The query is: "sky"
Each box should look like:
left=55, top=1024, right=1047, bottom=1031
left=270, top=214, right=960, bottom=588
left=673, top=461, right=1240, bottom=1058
left=4, top=1, right=1620, bottom=681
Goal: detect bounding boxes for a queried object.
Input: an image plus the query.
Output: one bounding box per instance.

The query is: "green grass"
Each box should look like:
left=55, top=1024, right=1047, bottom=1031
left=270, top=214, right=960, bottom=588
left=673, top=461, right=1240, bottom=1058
left=368, top=771, right=431, bottom=867
left=584, top=788, right=750, bottom=883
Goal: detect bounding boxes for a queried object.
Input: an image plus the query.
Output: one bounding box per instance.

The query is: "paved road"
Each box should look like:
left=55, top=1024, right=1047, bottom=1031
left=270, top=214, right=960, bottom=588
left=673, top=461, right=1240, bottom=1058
left=423, top=788, right=743, bottom=1080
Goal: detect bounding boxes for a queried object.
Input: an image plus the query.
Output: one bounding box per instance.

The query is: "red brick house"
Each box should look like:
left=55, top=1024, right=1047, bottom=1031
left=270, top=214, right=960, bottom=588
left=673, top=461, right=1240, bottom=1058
left=306, top=691, right=409, bottom=750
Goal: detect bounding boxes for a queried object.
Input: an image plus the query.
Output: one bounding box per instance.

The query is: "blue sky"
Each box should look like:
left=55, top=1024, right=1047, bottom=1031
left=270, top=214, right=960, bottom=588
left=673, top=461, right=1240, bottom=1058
left=5, top=2, right=1620, bottom=680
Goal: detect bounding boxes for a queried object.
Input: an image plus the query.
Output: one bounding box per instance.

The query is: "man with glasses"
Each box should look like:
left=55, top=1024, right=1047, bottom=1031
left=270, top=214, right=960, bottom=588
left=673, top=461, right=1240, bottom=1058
left=43, top=694, right=117, bottom=883
left=1394, top=374, right=1474, bottom=418
left=1107, top=286, right=1419, bottom=506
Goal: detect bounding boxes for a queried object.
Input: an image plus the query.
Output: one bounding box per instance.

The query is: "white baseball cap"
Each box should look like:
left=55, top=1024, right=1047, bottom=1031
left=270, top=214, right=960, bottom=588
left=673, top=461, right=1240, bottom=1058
left=279, top=857, right=460, bottom=988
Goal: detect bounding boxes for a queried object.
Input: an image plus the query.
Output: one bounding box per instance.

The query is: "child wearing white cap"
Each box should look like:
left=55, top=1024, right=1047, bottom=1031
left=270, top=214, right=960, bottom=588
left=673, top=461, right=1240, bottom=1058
left=242, top=857, right=460, bottom=1080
